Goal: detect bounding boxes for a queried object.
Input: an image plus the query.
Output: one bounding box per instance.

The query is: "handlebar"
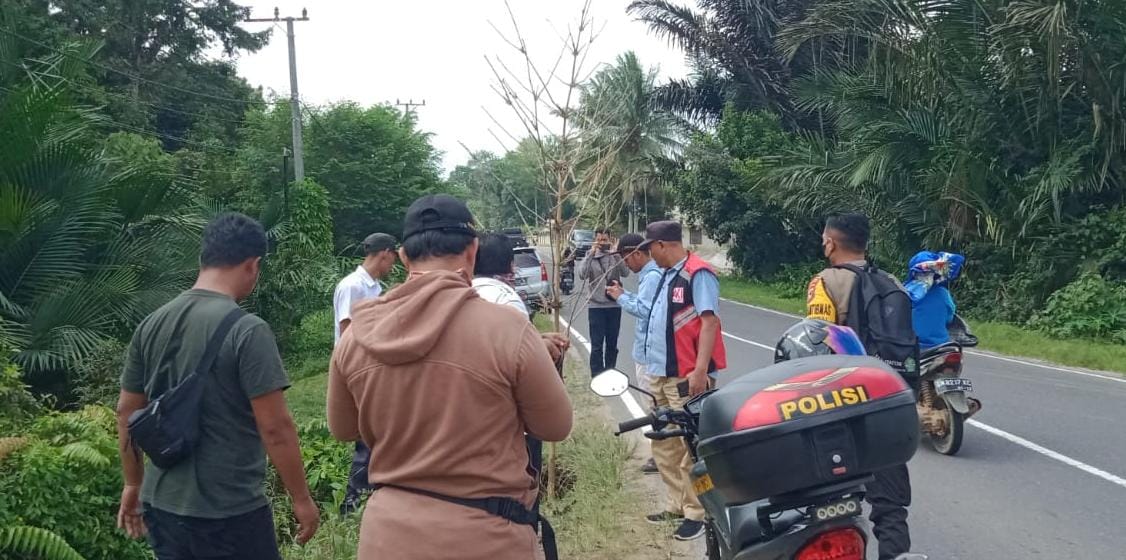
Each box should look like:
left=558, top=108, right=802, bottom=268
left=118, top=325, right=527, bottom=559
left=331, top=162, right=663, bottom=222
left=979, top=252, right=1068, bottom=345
left=646, top=429, right=687, bottom=441
left=615, top=414, right=656, bottom=435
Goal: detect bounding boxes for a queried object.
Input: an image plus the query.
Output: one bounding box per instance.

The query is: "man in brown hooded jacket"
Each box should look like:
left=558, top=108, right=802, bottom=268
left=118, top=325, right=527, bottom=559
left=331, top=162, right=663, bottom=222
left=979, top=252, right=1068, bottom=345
left=327, top=194, right=573, bottom=560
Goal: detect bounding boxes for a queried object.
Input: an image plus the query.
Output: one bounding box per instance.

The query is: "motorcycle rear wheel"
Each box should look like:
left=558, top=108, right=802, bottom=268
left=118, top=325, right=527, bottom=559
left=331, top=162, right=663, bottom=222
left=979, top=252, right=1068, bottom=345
left=931, top=406, right=964, bottom=455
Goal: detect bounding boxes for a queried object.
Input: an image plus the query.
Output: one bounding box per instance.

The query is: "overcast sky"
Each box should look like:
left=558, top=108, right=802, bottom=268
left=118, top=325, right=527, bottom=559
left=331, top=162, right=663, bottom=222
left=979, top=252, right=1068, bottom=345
left=233, top=0, right=689, bottom=174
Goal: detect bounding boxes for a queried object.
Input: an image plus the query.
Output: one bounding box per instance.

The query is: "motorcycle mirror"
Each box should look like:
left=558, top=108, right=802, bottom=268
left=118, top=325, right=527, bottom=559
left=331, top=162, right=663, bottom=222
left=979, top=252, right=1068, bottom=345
left=590, top=369, right=630, bottom=397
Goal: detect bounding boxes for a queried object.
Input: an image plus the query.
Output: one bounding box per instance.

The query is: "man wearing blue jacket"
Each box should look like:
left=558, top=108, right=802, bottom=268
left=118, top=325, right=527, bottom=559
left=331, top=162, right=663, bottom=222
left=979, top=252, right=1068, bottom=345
left=606, top=232, right=663, bottom=475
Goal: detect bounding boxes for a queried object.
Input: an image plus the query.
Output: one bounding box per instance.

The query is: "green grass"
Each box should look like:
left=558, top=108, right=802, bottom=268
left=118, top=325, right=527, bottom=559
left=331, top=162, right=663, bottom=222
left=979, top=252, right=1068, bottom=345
left=720, top=275, right=807, bottom=315
left=287, top=372, right=329, bottom=423
left=719, top=275, right=1126, bottom=375
left=542, top=357, right=665, bottom=560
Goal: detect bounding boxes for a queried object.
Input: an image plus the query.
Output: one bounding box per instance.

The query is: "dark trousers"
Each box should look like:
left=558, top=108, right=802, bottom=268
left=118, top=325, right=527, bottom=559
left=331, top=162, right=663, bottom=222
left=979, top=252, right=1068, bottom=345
left=588, top=307, right=622, bottom=375
left=143, top=504, right=280, bottom=560
left=343, top=440, right=374, bottom=508
left=526, top=434, right=543, bottom=523
left=867, top=463, right=912, bottom=560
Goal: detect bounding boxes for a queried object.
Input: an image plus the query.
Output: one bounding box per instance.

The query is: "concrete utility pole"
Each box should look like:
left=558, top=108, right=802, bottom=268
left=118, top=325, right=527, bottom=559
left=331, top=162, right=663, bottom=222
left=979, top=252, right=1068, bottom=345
left=395, top=98, right=427, bottom=119
left=246, top=8, right=310, bottom=182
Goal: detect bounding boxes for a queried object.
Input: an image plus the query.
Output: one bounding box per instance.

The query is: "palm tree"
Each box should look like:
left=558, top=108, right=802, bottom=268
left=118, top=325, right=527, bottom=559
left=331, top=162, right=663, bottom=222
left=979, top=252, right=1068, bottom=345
left=627, top=0, right=841, bottom=126
left=578, top=51, right=684, bottom=230
left=0, top=39, right=200, bottom=385
left=763, top=0, right=1126, bottom=250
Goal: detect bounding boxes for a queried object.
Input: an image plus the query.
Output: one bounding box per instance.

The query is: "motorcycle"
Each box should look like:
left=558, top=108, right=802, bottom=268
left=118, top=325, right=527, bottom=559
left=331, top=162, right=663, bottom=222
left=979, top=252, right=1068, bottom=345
left=590, top=361, right=928, bottom=560
left=916, top=314, right=983, bottom=456
left=560, top=261, right=575, bottom=295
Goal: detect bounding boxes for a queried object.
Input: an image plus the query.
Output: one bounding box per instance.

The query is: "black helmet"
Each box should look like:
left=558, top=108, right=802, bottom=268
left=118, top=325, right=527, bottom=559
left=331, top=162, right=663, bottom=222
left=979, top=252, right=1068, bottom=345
left=774, top=319, right=866, bottom=363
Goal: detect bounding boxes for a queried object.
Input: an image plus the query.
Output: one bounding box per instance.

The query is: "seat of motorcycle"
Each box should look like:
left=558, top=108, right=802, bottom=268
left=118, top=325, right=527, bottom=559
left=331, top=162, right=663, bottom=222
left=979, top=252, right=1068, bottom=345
left=729, top=500, right=805, bottom=549
left=921, top=342, right=961, bottom=360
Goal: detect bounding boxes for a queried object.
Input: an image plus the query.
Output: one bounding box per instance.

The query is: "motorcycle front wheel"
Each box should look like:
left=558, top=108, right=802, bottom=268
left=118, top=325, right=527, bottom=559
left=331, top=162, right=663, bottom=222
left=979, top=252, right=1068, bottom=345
left=931, top=406, right=964, bottom=455
left=705, top=521, right=722, bottom=560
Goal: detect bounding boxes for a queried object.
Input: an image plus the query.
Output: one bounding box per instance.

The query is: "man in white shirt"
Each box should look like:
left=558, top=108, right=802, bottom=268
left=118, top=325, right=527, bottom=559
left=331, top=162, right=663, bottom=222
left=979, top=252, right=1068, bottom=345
left=472, top=232, right=530, bottom=316
left=334, top=233, right=398, bottom=343
left=332, top=232, right=397, bottom=515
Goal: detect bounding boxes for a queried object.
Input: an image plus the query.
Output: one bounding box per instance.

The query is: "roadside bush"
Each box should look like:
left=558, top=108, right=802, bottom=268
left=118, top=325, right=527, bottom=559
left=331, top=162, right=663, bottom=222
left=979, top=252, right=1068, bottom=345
left=70, top=339, right=127, bottom=408
left=284, top=309, right=334, bottom=381
left=0, top=355, right=42, bottom=434
left=253, top=179, right=336, bottom=351
left=1030, top=273, right=1126, bottom=343
left=268, top=420, right=351, bottom=545
left=0, top=406, right=151, bottom=560
left=760, top=262, right=824, bottom=299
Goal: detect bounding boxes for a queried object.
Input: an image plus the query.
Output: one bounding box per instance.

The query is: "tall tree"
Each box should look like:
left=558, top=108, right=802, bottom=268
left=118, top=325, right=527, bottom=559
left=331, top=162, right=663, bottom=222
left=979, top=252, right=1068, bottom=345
left=236, top=102, right=445, bottom=250
left=578, top=51, right=683, bottom=230
left=2, top=0, right=269, bottom=148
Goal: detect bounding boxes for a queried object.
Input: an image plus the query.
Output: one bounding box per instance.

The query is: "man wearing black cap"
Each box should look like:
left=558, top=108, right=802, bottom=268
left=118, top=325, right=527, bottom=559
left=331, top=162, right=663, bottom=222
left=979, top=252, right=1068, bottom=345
left=327, top=194, right=572, bottom=560
left=332, top=231, right=399, bottom=515
left=637, top=220, right=727, bottom=541
left=334, top=233, right=398, bottom=343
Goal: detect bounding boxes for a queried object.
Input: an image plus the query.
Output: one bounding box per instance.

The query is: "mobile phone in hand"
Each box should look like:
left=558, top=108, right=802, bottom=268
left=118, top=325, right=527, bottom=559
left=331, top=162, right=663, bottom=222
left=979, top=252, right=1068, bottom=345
left=676, top=379, right=690, bottom=398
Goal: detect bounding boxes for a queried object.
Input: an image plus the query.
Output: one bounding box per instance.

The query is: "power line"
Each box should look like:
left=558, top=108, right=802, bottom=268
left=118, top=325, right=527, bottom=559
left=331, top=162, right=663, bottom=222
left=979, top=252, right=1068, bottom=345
left=0, top=26, right=276, bottom=107
left=0, top=57, right=263, bottom=125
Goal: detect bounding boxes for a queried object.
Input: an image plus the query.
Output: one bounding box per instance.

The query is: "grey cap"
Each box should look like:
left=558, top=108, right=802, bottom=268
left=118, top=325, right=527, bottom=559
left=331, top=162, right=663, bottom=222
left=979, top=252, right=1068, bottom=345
left=637, top=220, right=683, bottom=249
left=362, top=233, right=398, bottom=255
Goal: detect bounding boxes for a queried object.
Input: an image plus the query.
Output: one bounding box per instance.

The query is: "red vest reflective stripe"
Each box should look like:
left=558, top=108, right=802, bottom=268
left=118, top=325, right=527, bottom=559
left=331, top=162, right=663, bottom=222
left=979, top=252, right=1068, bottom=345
left=664, top=253, right=728, bottom=378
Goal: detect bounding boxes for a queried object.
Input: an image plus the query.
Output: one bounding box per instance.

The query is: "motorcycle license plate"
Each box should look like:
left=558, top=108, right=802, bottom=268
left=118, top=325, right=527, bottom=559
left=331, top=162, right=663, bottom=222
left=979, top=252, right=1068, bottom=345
left=934, top=378, right=973, bottom=394
left=811, top=496, right=863, bottom=522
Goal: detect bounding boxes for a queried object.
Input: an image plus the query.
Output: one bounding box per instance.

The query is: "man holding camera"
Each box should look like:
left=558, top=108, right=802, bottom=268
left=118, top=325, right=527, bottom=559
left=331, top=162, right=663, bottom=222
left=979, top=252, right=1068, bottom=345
left=578, top=228, right=630, bottom=376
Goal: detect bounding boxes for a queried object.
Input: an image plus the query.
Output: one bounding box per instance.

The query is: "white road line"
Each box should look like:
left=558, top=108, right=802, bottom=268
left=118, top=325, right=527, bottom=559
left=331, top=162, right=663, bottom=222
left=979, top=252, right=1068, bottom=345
left=561, top=306, right=1126, bottom=490
left=721, top=297, right=802, bottom=319
left=967, top=420, right=1126, bottom=489
left=558, top=316, right=651, bottom=433
left=722, top=327, right=1126, bottom=491
left=723, top=331, right=775, bottom=352
left=719, top=296, right=1126, bottom=383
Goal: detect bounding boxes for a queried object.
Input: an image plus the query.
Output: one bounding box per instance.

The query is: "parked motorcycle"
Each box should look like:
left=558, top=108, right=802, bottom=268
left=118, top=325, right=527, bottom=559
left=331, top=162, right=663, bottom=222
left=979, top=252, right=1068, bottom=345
left=916, top=315, right=982, bottom=455
left=591, top=356, right=926, bottom=560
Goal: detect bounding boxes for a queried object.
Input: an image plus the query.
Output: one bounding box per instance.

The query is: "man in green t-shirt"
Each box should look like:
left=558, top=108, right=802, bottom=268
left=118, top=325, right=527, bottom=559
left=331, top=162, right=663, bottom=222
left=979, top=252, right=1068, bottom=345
left=115, top=213, right=319, bottom=559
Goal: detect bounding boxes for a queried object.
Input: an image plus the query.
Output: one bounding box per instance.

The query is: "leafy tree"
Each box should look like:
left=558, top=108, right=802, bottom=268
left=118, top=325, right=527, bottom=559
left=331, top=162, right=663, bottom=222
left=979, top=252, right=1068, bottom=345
left=236, top=102, right=445, bottom=249
left=250, top=179, right=335, bottom=350
left=450, top=143, right=555, bottom=230
left=2, top=0, right=268, bottom=148
left=674, top=109, right=818, bottom=276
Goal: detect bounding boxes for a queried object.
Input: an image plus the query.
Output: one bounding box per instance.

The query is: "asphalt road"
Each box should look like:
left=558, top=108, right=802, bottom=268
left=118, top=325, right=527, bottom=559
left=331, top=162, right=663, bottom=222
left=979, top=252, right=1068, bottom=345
left=554, top=266, right=1126, bottom=559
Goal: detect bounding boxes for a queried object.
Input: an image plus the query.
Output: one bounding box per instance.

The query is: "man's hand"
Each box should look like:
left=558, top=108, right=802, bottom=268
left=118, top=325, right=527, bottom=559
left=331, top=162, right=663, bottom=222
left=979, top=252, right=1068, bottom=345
left=293, top=495, right=321, bottom=544
left=541, top=332, right=570, bottom=362
left=117, top=485, right=147, bottom=539
left=687, top=369, right=710, bottom=397
left=606, top=282, right=624, bottom=300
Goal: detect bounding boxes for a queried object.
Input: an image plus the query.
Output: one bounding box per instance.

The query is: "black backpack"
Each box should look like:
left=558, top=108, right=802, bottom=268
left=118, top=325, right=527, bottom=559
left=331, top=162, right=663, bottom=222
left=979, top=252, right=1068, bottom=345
left=835, top=262, right=920, bottom=380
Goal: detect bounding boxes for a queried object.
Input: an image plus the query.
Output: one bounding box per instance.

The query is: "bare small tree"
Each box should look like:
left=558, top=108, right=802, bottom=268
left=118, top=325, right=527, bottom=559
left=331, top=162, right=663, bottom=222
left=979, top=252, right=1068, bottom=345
left=483, top=0, right=632, bottom=499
